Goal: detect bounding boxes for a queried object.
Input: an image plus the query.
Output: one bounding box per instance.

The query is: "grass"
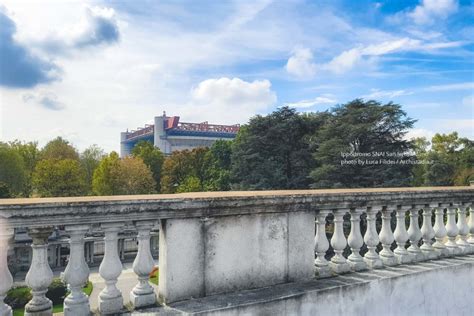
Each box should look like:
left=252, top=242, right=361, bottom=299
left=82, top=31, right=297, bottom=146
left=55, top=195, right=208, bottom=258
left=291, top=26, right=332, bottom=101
left=150, top=267, right=159, bottom=285
left=12, top=281, right=93, bottom=316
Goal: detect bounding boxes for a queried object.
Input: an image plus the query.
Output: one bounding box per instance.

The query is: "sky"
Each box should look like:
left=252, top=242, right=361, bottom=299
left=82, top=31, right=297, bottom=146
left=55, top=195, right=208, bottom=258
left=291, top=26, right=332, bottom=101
left=0, top=0, right=472, bottom=153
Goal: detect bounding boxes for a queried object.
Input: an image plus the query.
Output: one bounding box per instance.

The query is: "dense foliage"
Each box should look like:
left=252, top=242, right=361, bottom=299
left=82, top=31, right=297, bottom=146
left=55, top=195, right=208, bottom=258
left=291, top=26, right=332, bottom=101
left=0, top=99, right=472, bottom=198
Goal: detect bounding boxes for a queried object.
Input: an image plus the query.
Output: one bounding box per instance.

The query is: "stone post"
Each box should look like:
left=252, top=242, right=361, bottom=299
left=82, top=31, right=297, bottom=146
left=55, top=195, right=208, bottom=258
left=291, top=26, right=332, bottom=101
left=363, top=207, right=383, bottom=269
left=456, top=205, right=470, bottom=254
left=63, top=225, right=90, bottom=316
left=420, top=205, right=437, bottom=260
left=0, top=227, right=14, bottom=316
left=379, top=207, right=397, bottom=266
left=407, top=206, right=424, bottom=262
left=99, top=223, right=124, bottom=315
left=314, top=210, right=331, bottom=277
left=130, top=221, right=156, bottom=308
left=330, top=210, right=350, bottom=274
left=468, top=204, right=474, bottom=253
left=394, top=206, right=412, bottom=264
left=25, top=227, right=54, bottom=316
left=445, top=206, right=461, bottom=256
left=433, top=205, right=449, bottom=257
left=347, top=208, right=367, bottom=271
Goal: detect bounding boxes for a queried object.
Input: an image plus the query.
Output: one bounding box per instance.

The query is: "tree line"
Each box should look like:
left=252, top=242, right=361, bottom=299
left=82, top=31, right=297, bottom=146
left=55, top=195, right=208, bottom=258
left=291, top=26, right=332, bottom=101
left=0, top=99, right=472, bottom=198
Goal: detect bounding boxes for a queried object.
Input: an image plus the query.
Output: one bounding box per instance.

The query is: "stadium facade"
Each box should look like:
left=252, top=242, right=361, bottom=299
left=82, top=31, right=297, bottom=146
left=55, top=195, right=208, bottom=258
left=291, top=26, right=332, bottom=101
left=120, top=112, right=240, bottom=156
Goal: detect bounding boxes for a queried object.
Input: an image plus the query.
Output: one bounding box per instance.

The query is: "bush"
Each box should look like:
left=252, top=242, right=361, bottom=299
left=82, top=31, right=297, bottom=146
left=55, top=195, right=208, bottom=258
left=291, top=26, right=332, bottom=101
left=5, top=287, right=32, bottom=309
left=45, top=278, right=67, bottom=305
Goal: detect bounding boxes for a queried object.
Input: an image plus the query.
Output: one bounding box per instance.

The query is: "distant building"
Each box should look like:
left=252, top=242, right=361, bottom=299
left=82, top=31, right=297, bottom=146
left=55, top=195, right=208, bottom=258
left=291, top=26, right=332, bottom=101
left=120, top=112, right=240, bottom=156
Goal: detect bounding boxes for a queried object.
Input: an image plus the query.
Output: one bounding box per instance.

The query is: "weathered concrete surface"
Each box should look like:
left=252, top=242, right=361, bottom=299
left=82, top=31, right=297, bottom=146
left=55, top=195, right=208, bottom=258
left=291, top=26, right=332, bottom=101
left=136, top=255, right=474, bottom=316
left=1, top=187, right=472, bottom=229
left=158, top=212, right=314, bottom=304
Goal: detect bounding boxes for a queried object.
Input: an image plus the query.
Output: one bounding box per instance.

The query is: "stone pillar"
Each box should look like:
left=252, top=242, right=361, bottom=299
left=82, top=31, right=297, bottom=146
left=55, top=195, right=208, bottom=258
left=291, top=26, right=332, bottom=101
left=314, top=210, right=331, bottom=278
left=468, top=204, right=474, bottom=253
left=379, top=208, right=397, bottom=266
left=130, top=221, right=156, bottom=308
left=363, top=207, right=383, bottom=269
left=0, top=227, right=14, bottom=316
left=407, top=206, right=424, bottom=262
left=25, top=227, right=54, bottom=316
left=330, top=210, right=350, bottom=274
left=63, top=225, right=90, bottom=316
left=433, top=205, right=449, bottom=257
left=393, top=206, right=412, bottom=264
left=456, top=205, right=470, bottom=253
left=420, top=205, right=437, bottom=260
left=347, top=208, right=367, bottom=271
left=56, top=245, right=61, bottom=267
left=99, top=223, right=124, bottom=315
left=445, top=206, right=461, bottom=256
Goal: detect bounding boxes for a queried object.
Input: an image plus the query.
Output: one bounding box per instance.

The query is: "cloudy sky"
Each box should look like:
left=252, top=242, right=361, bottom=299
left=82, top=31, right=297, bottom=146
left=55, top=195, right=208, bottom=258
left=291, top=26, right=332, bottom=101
left=0, top=0, right=472, bottom=152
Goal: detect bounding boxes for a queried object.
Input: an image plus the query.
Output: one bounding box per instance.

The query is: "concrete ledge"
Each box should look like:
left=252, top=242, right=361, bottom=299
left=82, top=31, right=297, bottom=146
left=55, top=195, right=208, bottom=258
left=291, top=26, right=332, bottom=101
left=135, top=255, right=474, bottom=316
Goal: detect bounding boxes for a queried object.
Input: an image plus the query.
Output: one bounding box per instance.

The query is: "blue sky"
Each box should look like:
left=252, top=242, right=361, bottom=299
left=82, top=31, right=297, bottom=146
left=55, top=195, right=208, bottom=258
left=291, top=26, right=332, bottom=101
left=0, top=0, right=472, bottom=152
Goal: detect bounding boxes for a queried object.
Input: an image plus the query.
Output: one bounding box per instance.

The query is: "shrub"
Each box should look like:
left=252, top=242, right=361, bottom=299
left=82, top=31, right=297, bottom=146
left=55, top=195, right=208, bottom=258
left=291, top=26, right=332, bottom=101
left=5, top=287, right=32, bottom=309
left=45, top=278, right=67, bottom=305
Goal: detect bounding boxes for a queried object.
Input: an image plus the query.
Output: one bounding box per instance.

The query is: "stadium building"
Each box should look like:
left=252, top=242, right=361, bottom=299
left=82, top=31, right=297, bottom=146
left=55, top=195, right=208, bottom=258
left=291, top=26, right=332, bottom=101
left=120, top=112, right=240, bottom=156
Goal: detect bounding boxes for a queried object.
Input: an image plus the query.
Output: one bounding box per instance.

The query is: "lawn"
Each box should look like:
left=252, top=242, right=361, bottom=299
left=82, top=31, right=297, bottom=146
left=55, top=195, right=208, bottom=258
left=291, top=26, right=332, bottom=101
left=150, top=267, right=159, bottom=285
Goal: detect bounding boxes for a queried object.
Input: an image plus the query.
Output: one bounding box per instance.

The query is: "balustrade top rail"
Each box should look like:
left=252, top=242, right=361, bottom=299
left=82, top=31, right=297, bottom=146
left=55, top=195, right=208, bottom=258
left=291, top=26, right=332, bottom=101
left=0, top=187, right=472, bottom=229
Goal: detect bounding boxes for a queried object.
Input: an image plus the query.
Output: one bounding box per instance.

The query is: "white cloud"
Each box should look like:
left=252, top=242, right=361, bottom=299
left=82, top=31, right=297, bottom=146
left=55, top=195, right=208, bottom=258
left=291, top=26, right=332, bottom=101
left=324, top=37, right=464, bottom=74
left=325, top=47, right=362, bottom=74
left=408, top=0, right=458, bottom=25
left=189, top=77, right=277, bottom=123
left=462, top=95, right=474, bottom=107
left=44, top=6, right=120, bottom=51
left=363, top=89, right=413, bottom=99
left=284, top=96, right=337, bottom=108
left=285, top=48, right=317, bottom=78
left=22, top=91, right=65, bottom=111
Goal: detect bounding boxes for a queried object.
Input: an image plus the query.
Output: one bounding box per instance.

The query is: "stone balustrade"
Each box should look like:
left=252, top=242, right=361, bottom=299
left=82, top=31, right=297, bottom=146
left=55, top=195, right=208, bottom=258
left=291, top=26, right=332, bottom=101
left=0, top=187, right=473, bottom=315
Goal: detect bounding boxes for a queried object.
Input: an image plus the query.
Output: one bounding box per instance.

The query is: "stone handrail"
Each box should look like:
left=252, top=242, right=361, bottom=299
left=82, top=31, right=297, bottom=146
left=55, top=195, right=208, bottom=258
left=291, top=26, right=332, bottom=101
left=0, top=186, right=473, bottom=315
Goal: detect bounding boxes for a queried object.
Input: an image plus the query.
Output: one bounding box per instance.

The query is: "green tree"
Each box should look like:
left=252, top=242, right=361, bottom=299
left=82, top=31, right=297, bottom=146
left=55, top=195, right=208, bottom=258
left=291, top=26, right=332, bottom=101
left=32, top=159, right=87, bottom=197
left=92, top=152, right=122, bottom=195
left=231, top=107, right=325, bottom=190
left=118, top=156, right=156, bottom=195
left=9, top=141, right=40, bottom=196
left=0, top=144, right=27, bottom=196
left=80, top=145, right=106, bottom=194
left=203, top=140, right=233, bottom=191
left=41, top=137, right=79, bottom=161
left=131, top=140, right=164, bottom=192
left=160, top=150, right=194, bottom=193
left=310, top=99, right=416, bottom=188
left=93, top=152, right=156, bottom=195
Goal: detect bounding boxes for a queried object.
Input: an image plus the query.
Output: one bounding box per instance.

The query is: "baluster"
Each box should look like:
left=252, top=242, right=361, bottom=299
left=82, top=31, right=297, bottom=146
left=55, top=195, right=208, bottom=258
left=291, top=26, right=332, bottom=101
left=130, top=221, right=157, bottom=308
left=25, top=227, right=54, bottom=316
left=0, top=227, right=14, bottom=316
left=314, top=210, right=331, bottom=278
left=393, top=206, right=412, bottom=264
left=445, top=205, right=461, bottom=256
left=379, top=207, right=397, bottom=266
left=363, top=207, right=383, bottom=269
left=347, top=208, right=367, bottom=271
left=63, top=225, right=90, bottom=316
left=99, top=223, right=125, bottom=315
left=330, top=209, right=350, bottom=274
left=419, top=205, right=436, bottom=260
left=468, top=204, right=474, bottom=254
left=456, top=204, right=470, bottom=254
left=433, top=205, right=449, bottom=257
left=407, top=206, right=424, bottom=262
